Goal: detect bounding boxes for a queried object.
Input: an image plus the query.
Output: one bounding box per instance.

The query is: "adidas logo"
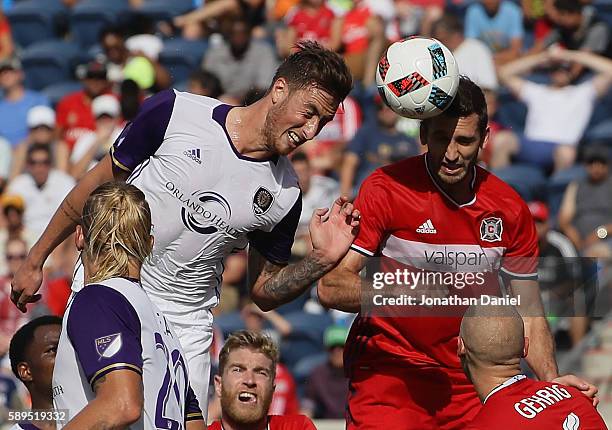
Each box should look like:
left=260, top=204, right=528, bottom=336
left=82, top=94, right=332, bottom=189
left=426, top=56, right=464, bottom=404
left=416, top=219, right=437, bottom=234
left=183, top=148, right=202, bottom=164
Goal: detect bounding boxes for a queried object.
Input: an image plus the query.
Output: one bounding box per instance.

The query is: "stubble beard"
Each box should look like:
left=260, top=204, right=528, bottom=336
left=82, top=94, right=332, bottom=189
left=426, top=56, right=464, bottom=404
left=220, top=386, right=273, bottom=425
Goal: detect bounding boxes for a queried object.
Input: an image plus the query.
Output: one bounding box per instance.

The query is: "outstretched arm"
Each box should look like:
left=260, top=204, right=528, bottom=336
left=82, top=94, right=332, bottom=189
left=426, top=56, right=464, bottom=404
left=11, top=154, right=123, bottom=311
left=249, top=197, right=360, bottom=311
left=550, top=48, right=612, bottom=96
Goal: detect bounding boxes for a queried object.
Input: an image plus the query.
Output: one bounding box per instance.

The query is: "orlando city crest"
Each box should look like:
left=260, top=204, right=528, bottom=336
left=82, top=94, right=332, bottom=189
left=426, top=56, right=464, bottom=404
left=480, top=217, right=503, bottom=242
left=253, top=187, right=274, bottom=215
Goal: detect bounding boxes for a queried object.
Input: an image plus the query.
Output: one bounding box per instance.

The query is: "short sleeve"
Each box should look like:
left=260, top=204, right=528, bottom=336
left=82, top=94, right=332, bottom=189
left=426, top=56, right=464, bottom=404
left=501, top=201, right=538, bottom=279
left=248, top=193, right=302, bottom=265
left=185, top=385, right=203, bottom=421
left=110, top=89, right=176, bottom=172
left=350, top=170, right=391, bottom=256
left=67, top=285, right=143, bottom=388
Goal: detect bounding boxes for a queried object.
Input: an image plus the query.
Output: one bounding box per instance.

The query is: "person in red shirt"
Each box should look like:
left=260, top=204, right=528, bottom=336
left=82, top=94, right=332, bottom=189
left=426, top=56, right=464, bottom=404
left=318, top=76, right=597, bottom=429
left=460, top=303, right=606, bottom=429
left=55, top=60, right=113, bottom=150
left=280, top=0, right=336, bottom=57
left=208, top=330, right=316, bottom=430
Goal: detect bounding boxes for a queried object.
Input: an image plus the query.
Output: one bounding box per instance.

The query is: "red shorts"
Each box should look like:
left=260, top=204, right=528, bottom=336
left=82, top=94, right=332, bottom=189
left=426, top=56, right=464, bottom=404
left=346, top=365, right=482, bottom=430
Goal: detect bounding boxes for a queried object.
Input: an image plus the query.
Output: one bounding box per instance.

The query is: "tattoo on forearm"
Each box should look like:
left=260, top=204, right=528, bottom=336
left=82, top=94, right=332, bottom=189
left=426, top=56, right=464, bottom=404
left=262, top=254, right=329, bottom=304
left=61, top=200, right=81, bottom=224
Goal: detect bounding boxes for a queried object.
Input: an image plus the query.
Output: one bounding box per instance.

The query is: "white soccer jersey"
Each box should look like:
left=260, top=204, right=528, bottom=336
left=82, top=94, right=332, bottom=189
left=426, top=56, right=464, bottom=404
left=102, top=89, right=301, bottom=311
left=53, top=277, right=202, bottom=429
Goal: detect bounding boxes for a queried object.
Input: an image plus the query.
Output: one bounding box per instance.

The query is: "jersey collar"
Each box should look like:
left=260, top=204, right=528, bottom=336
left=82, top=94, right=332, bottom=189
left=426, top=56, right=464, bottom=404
left=484, top=374, right=527, bottom=404
left=424, top=154, right=477, bottom=207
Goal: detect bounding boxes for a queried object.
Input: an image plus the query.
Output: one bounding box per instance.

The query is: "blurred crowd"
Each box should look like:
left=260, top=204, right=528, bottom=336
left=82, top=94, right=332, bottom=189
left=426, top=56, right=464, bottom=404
left=0, top=0, right=611, bottom=423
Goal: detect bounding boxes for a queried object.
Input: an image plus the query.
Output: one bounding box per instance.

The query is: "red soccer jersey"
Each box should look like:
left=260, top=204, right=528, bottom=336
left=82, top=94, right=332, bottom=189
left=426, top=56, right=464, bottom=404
left=285, top=5, right=335, bottom=45
left=208, top=415, right=316, bottom=430
left=347, top=154, right=538, bottom=370
left=466, top=376, right=607, bottom=429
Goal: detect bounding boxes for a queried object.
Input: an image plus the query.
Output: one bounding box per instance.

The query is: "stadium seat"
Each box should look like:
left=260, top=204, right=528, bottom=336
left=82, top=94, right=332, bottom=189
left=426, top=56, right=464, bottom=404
left=492, top=163, right=547, bottom=201
left=21, top=40, right=81, bottom=90
left=6, top=0, right=66, bottom=48
left=69, top=2, right=128, bottom=48
left=158, top=38, right=208, bottom=84
left=136, top=0, right=194, bottom=23
left=41, top=80, right=83, bottom=106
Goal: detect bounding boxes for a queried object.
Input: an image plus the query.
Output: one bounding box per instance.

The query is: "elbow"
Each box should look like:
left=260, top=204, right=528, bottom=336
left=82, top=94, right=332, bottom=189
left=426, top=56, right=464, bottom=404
left=317, top=276, right=335, bottom=309
left=117, top=400, right=142, bottom=426
left=251, top=293, right=275, bottom=312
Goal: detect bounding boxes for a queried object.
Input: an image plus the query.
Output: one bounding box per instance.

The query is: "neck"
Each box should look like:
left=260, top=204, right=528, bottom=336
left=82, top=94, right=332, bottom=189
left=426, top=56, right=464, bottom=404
left=221, top=415, right=267, bottom=430
left=5, top=85, right=24, bottom=101
left=467, top=362, right=523, bottom=402
left=226, top=99, right=275, bottom=160
left=83, top=259, right=141, bottom=284
left=30, top=388, right=56, bottom=430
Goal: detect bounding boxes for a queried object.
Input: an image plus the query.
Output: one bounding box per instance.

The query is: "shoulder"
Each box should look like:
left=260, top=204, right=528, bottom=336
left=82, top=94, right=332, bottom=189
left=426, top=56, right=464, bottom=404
left=71, top=283, right=131, bottom=310
left=377, top=154, right=427, bottom=186
left=501, top=1, right=522, bottom=15
left=49, top=169, right=76, bottom=186
left=7, top=174, right=31, bottom=188
left=275, top=156, right=300, bottom=189
left=172, top=90, right=223, bottom=111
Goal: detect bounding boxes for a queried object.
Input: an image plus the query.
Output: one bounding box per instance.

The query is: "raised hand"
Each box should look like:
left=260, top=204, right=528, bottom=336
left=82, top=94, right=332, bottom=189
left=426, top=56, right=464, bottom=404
left=309, top=196, right=360, bottom=268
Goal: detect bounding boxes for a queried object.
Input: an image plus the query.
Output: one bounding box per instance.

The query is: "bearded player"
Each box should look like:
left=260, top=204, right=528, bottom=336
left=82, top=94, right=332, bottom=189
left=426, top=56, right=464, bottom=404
left=319, top=77, right=596, bottom=429
left=12, top=42, right=359, bottom=410
left=208, top=330, right=316, bottom=430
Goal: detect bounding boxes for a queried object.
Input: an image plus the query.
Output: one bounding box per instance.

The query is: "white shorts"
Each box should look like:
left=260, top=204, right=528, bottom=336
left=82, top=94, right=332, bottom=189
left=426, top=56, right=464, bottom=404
left=70, top=262, right=213, bottom=418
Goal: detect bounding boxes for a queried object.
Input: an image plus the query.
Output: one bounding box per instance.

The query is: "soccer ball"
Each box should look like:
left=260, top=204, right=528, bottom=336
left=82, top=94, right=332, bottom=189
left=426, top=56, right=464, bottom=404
left=376, top=37, right=460, bottom=120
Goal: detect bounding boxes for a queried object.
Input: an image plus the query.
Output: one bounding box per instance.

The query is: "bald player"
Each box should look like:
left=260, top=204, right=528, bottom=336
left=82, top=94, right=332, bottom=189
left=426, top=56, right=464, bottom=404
left=459, top=303, right=607, bottom=429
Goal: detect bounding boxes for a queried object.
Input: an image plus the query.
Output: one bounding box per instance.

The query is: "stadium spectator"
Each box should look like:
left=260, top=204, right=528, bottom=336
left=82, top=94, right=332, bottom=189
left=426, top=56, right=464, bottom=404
left=0, top=58, right=50, bottom=147
left=302, top=325, right=348, bottom=419
left=499, top=49, right=612, bottom=172
left=208, top=330, right=316, bottom=430
left=7, top=316, right=60, bottom=430
left=464, top=0, right=524, bottom=66
left=459, top=304, right=606, bottom=429
left=394, top=0, right=444, bottom=37
left=559, top=145, right=612, bottom=260
left=7, top=144, right=75, bottom=240
left=99, top=26, right=170, bottom=91
left=1, top=238, right=29, bottom=353
left=52, top=182, right=205, bottom=429
left=339, top=94, right=418, bottom=197
left=278, top=0, right=336, bottom=58
left=0, top=11, right=13, bottom=61
left=70, top=95, right=123, bottom=179
left=9, top=106, right=69, bottom=180
left=292, top=152, right=339, bottom=256
left=319, top=77, right=596, bottom=429
left=329, top=0, right=386, bottom=86
left=528, top=201, right=587, bottom=347
left=431, top=14, right=498, bottom=91
left=188, top=70, right=224, bottom=99
left=0, top=195, right=36, bottom=277
left=56, top=60, right=113, bottom=151
left=174, top=0, right=267, bottom=41
left=203, top=18, right=278, bottom=100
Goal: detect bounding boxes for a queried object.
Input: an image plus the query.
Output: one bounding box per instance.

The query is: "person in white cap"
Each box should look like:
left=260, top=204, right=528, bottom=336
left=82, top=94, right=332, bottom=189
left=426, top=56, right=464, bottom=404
left=70, top=95, right=123, bottom=179
left=9, top=105, right=69, bottom=180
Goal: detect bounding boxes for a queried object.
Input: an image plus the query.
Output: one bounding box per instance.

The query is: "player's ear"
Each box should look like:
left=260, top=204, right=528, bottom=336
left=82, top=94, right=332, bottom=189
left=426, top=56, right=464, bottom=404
left=214, top=374, right=223, bottom=398
left=149, top=235, right=154, bottom=250
left=480, top=126, right=490, bottom=149
left=523, top=336, right=529, bottom=358
left=457, top=336, right=466, bottom=357
left=17, top=362, right=32, bottom=383
left=75, top=225, right=85, bottom=251
left=270, top=77, right=288, bottom=105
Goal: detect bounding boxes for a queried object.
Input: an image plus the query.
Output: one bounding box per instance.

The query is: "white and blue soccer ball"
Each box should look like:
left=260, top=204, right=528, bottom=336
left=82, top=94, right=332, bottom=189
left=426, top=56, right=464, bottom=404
left=376, top=37, right=460, bottom=120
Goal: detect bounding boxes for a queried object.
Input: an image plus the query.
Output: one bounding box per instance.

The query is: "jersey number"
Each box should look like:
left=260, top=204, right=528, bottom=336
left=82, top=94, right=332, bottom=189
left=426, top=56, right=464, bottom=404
left=155, top=332, right=188, bottom=430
